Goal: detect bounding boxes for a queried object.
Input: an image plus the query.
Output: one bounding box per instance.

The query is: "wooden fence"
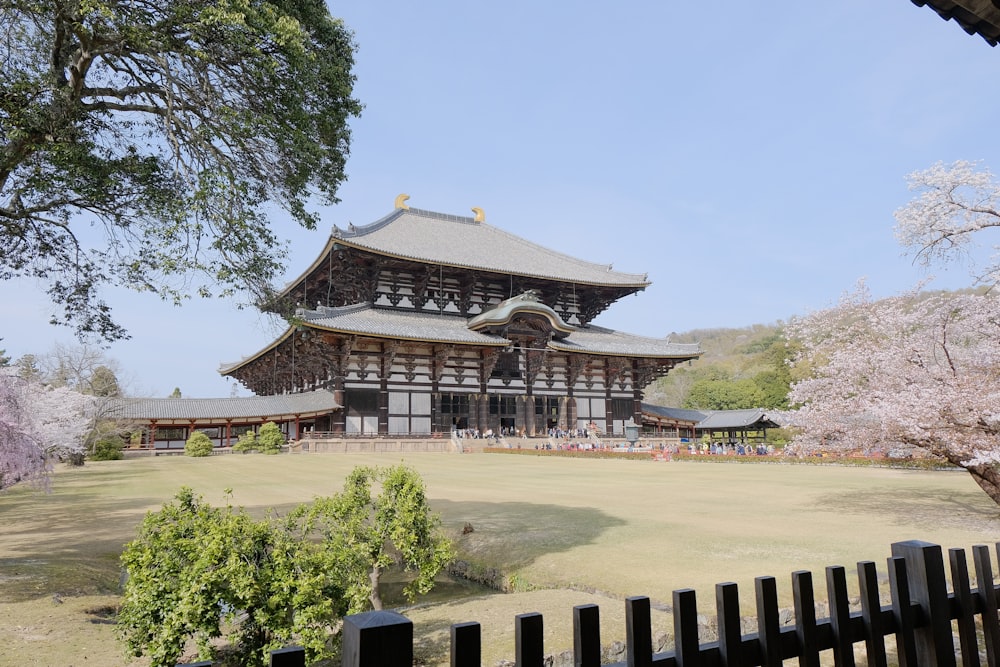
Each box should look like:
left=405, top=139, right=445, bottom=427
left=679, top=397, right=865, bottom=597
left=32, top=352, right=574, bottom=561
left=180, top=539, right=1000, bottom=667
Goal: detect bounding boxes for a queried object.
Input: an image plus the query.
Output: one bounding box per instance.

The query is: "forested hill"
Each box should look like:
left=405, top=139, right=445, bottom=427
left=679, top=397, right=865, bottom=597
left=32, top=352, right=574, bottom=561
left=645, top=323, right=791, bottom=410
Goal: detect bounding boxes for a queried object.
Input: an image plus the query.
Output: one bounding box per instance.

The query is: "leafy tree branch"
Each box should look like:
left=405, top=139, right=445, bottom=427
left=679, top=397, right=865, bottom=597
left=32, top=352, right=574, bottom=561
left=1, top=1, right=361, bottom=340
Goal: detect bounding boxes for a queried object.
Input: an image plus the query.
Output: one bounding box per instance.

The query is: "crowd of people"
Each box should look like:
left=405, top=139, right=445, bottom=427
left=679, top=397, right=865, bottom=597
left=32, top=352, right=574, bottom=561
left=450, top=425, right=776, bottom=457
left=688, top=442, right=774, bottom=456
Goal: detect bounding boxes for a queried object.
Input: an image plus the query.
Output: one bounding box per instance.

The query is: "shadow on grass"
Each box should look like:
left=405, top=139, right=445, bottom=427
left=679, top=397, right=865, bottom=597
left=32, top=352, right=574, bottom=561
left=431, top=499, right=626, bottom=571
left=812, top=482, right=1000, bottom=534
left=0, top=484, right=624, bottom=608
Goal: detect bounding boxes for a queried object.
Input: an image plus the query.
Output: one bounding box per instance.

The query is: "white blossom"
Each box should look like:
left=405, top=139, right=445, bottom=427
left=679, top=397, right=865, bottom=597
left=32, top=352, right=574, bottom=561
left=0, top=369, right=93, bottom=490
left=786, top=284, right=1000, bottom=503
left=894, top=160, right=1000, bottom=285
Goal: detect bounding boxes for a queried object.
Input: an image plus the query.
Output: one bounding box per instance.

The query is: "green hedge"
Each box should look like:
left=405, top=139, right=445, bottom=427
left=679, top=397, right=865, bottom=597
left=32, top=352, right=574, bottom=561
left=483, top=447, right=958, bottom=470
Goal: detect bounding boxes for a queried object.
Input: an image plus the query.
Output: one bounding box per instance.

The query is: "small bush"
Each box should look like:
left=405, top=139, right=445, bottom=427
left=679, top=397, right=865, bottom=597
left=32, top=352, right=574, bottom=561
left=257, top=421, right=285, bottom=455
left=232, top=430, right=257, bottom=453
left=184, top=431, right=214, bottom=457
left=92, top=436, right=124, bottom=461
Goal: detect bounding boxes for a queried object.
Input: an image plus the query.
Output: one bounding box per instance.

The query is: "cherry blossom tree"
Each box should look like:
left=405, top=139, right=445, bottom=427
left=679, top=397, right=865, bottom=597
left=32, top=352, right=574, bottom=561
left=894, top=160, right=1000, bottom=285
left=0, top=370, right=44, bottom=488
left=786, top=283, right=1000, bottom=503
left=0, top=369, right=93, bottom=489
left=786, top=160, right=1000, bottom=506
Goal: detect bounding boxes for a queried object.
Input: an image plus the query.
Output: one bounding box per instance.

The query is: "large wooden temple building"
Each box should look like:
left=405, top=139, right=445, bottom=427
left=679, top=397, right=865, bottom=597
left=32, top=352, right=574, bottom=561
left=219, top=196, right=701, bottom=439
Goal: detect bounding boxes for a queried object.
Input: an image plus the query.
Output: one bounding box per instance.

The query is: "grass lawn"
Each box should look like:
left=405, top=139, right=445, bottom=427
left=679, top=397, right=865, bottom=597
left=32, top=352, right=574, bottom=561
left=0, top=452, right=997, bottom=666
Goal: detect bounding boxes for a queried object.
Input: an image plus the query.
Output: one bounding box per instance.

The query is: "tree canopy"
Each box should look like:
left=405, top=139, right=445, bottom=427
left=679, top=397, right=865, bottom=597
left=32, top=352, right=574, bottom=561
left=786, top=160, right=1000, bottom=506
left=117, top=468, right=454, bottom=666
left=1, top=0, right=361, bottom=341
left=295, top=464, right=455, bottom=611
left=786, top=285, right=1000, bottom=503
left=118, top=487, right=342, bottom=667
left=650, top=324, right=792, bottom=411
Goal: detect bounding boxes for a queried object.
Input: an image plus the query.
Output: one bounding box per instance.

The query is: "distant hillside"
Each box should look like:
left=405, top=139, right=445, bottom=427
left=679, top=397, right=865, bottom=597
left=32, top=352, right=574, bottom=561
left=647, top=287, right=986, bottom=410
left=646, top=323, right=789, bottom=410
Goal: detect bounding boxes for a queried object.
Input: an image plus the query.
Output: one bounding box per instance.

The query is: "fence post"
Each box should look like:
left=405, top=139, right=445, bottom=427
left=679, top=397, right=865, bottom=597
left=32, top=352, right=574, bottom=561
left=270, top=645, right=305, bottom=667
left=515, top=612, right=544, bottom=667
left=573, top=604, right=601, bottom=667
left=890, top=540, right=956, bottom=667
left=627, top=596, right=653, bottom=667
left=341, top=610, right=413, bottom=667
left=451, top=621, right=481, bottom=667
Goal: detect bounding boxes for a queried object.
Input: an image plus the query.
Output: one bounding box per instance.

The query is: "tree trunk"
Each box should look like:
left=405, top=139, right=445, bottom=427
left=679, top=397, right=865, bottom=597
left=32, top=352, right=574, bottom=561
left=962, top=462, right=1000, bottom=507
left=369, top=564, right=382, bottom=610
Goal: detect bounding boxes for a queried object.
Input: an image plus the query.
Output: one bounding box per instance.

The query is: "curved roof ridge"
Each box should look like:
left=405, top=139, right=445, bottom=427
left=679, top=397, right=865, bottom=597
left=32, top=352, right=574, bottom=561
left=332, top=207, right=406, bottom=238
left=331, top=206, right=650, bottom=287
left=296, top=302, right=369, bottom=320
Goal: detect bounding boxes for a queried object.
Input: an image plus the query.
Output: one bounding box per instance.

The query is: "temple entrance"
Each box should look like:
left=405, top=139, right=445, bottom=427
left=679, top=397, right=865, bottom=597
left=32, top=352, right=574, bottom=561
left=345, top=389, right=379, bottom=435
left=490, top=395, right=517, bottom=434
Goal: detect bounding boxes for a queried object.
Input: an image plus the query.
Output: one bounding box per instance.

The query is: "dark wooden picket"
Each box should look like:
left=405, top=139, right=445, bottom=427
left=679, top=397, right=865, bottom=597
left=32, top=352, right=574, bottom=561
left=178, top=540, right=1000, bottom=667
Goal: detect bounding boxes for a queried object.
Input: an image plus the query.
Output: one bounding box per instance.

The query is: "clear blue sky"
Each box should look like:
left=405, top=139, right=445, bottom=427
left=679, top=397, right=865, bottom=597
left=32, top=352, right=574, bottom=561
left=3, top=1, right=1000, bottom=397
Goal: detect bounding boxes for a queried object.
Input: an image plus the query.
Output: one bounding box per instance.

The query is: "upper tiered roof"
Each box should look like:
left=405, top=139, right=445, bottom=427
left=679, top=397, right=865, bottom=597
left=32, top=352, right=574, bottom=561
left=279, top=200, right=651, bottom=300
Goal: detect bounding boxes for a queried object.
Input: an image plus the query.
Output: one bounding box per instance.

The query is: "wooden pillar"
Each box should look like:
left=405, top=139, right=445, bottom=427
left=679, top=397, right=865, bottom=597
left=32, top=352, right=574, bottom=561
left=515, top=395, right=527, bottom=437
left=149, top=421, right=157, bottom=449
left=332, top=376, right=346, bottom=435
left=476, top=394, right=489, bottom=433
left=378, top=358, right=389, bottom=436
left=604, top=388, right=613, bottom=437
left=631, top=360, right=643, bottom=429
left=225, top=420, right=232, bottom=448
left=557, top=396, right=569, bottom=431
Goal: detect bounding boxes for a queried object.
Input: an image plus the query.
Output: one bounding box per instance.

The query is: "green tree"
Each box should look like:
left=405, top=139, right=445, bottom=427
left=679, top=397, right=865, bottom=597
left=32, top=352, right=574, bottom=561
left=257, top=421, right=285, bottom=455
left=1, top=1, right=361, bottom=341
left=169, top=387, right=182, bottom=398
left=751, top=368, right=790, bottom=409
left=91, top=434, right=124, bottom=461
left=184, top=431, right=213, bottom=457
left=232, top=429, right=258, bottom=453
left=117, top=488, right=343, bottom=667
left=88, top=365, right=121, bottom=397
left=0, top=339, right=10, bottom=366
left=117, top=469, right=453, bottom=665
left=683, top=377, right=765, bottom=410
left=14, top=354, right=40, bottom=381
left=296, top=465, right=455, bottom=611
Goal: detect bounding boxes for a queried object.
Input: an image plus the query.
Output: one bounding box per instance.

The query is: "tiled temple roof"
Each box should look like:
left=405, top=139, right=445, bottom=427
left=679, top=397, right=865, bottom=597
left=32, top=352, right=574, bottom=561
left=220, top=304, right=700, bottom=375
left=108, top=389, right=339, bottom=421
left=696, top=409, right=779, bottom=430
left=290, top=206, right=650, bottom=289
left=547, top=323, right=701, bottom=358
left=912, top=0, right=1000, bottom=46
left=641, top=403, right=705, bottom=423
left=298, top=304, right=509, bottom=345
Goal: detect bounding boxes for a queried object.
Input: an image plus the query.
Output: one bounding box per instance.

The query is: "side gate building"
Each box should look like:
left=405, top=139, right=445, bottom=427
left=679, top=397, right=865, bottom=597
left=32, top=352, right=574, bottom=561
left=220, top=197, right=701, bottom=439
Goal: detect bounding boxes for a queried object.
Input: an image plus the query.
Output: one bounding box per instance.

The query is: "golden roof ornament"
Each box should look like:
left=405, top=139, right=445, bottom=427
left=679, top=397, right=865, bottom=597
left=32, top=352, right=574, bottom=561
left=471, top=206, right=485, bottom=222
left=394, top=193, right=410, bottom=210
